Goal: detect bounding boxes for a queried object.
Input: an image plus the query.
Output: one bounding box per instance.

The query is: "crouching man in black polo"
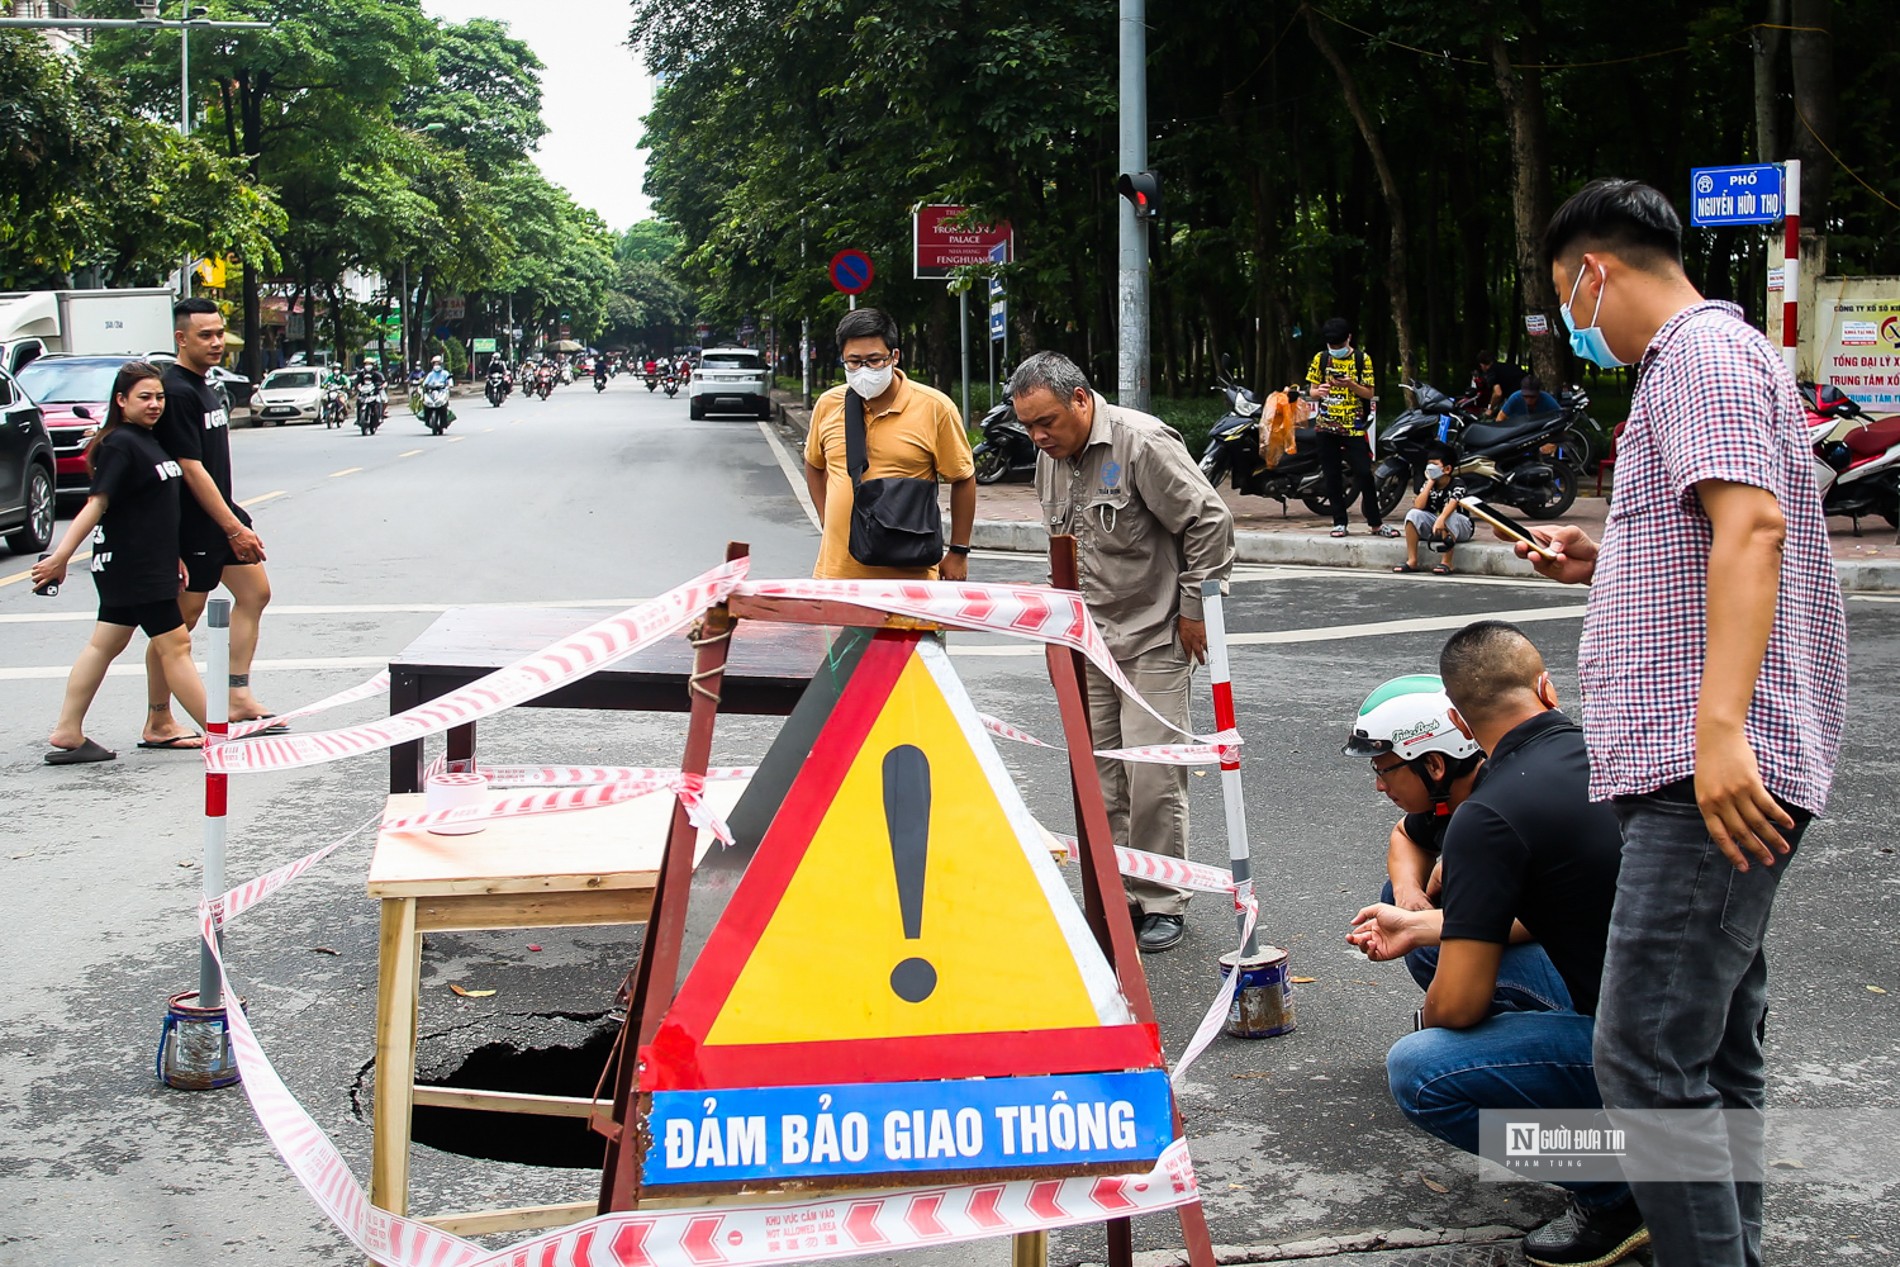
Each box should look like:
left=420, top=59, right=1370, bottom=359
left=1347, top=621, right=1646, bottom=1267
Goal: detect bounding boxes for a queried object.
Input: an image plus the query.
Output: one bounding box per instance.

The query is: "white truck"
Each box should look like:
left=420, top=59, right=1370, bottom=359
left=0, top=288, right=177, bottom=376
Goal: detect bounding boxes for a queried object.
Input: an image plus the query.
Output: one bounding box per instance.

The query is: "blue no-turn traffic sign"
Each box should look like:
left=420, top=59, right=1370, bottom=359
left=1690, top=165, right=1784, bottom=227
left=830, top=249, right=874, bottom=296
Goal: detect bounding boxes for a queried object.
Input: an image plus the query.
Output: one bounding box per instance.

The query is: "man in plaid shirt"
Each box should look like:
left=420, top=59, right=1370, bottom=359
left=1515, top=180, right=1847, bottom=1267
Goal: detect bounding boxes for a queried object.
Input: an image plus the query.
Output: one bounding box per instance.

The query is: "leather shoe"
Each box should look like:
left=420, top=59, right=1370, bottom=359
left=1136, top=914, right=1185, bottom=953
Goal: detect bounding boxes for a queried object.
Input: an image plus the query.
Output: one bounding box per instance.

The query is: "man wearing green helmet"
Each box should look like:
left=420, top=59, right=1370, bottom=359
left=1344, top=673, right=1571, bottom=1011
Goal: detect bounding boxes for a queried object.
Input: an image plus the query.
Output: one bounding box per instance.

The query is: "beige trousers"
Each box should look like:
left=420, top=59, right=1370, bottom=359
left=1085, top=640, right=1194, bottom=916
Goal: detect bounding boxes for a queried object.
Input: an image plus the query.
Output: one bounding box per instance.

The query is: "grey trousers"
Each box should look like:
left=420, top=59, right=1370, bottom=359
left=1085, top=640, right=1194, bottom=916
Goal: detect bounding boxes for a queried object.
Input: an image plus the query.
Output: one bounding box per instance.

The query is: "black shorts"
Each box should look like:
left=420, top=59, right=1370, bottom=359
left=98, top=598, right=185, bottom=638
left=184, top=546, right=237, bottom=593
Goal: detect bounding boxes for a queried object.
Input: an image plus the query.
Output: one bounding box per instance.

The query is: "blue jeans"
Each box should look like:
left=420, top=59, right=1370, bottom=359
left=1594, top=796, right=1806, bottom=1267
left=1388, top=1011, right=1629, bottom=1208
left=1379, top=880, right=1575, bottom=1012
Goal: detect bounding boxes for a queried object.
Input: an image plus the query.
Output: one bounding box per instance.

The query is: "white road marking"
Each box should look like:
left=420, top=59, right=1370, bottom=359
left=0, top=655, right=389, bottom=682
left=328, top=467, right=362, bottom=478
left=945, top=603, right=1588, bottom=658
left=0, top=597, right=658, bottom=626
left=398, top=449, right=423, bottom=458
left=447, top=436, right=466, bottom=444
left=755, top=418, right=821, bottom=532
left=240, top=490, right=287, bottom=508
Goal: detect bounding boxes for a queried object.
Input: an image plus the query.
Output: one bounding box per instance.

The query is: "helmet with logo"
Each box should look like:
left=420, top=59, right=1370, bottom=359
left=1343, top=674, right=1481, bottom=762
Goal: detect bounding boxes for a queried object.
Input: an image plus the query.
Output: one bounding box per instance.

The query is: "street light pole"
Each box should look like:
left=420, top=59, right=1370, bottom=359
left=1, top=8, right=270, bottom=301
left=1116, top=0, right=1150, bottom=412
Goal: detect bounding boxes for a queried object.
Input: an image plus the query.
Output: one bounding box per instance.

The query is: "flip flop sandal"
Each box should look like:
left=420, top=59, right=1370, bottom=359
left=45, top=738, right=116, bottom=765
left=1392, top=563, right=1423, bottom=573
left=1329, top=526, right=1349, bottom=538
left=1373, top=525, right=1402, bottom=538
left=233, top=714, right=290, bottom=735
left=1432, top=564, right=1455, bottom=575
left=137, top=734, right=206, bottom=750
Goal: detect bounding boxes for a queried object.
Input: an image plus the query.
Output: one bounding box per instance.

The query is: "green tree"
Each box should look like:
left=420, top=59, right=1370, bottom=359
left=1, top=30, right=282, bottom=290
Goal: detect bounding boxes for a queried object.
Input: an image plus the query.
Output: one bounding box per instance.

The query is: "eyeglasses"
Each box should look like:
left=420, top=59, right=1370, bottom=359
left=840, top=354, right=894, bottom=371
left=1370, top=756, right=1410, bottom=778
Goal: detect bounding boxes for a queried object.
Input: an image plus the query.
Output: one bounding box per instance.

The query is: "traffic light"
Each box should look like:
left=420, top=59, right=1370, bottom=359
left=1117, top=171, right=1161, bottom=219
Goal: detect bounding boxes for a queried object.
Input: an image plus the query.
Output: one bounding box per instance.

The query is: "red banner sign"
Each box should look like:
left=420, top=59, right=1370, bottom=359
left=913, top=205, right=1013, bottom=280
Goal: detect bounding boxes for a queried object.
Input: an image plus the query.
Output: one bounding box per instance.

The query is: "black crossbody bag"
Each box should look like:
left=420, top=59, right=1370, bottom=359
left=844, top=389, right=943, bottom=568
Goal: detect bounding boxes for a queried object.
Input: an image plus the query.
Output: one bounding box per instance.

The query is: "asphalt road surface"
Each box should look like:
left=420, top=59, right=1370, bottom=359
left=1, top=377, right=1895, bottom=1265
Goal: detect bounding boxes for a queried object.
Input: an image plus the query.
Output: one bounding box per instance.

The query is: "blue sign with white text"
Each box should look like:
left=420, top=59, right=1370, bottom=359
left=642, top=1070, right=1173, bottom=1185
left=1690, top=165, right=1784, bottom=226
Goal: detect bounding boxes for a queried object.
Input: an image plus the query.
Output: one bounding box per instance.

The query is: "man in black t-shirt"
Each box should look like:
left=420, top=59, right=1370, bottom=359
left=1344, top=673, right=1571, bottom=1011
left=1473, top=351, right=1528, bottom=411
left=145, top=298, right=280, bottom=739
left=1348, top=623, right=1645, bottom=1267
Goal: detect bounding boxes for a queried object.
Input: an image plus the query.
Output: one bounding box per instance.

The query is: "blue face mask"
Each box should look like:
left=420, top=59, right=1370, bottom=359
left=1327, top=344, right=1351, bottom=358
left=1560, top=265, right=1628, bottom=368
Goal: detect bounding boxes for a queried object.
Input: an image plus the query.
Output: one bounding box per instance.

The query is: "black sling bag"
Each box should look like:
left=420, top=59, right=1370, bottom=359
left=843, top=388, right=944, bottom=569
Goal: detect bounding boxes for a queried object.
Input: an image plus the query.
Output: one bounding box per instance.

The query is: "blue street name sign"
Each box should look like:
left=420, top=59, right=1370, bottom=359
left=642, top=1069, right=1173, bottom=1186
left=988, top=241, right=1008, bottom=299
left=990, top=300, right=1006, bottom=343
left=1690, top=165, right=1784, bottom=227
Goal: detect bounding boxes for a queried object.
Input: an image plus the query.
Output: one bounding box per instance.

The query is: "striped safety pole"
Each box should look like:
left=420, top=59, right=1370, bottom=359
left=1199, top=579, right=1258, bottom=957
left=199, top=597, right=231, bottom=1010
left=1780, top=158, right=1801, bottom=381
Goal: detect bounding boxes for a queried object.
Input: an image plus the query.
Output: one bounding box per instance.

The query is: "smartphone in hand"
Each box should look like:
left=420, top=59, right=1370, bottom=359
left=1457, top=496, right=1560, bottom=559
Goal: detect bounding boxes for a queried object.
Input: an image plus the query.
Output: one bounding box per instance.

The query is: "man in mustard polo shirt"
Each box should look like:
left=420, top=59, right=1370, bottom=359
left=803, top=308, right=976, bottom=580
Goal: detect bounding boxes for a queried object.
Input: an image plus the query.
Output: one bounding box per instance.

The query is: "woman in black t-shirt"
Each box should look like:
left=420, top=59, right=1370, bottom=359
left=31, top=362, right=210, bottom=765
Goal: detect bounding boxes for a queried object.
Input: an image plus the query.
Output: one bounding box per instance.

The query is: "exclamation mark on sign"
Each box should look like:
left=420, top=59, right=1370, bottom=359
left=883, top=744, right=936, bottom=1003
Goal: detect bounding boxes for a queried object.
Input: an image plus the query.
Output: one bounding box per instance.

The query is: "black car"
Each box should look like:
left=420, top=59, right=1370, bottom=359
left=0, top=365, right=57, bottom=555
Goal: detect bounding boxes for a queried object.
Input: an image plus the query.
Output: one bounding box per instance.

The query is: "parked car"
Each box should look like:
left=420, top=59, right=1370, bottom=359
left=13, top=353, right=137, bottom=498
left=253, top=367, right=326, bottom=425
left=689, top=346, right=771, bottom=420
left=0, top=364, right=57, bottom=555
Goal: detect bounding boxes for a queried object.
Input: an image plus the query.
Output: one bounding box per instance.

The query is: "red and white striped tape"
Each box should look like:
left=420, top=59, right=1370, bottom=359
left=1111, top=845, right=1241, bottom=898
left=1168, top=884, right=1260, bottom=1089
left=384, top=773, right=735, bottom=845
left=208, top=558, right=750, bottom=774
left=229, top=671, right=391, bottom=738
left=200, top=831, right=1202, bottom=1267
left=978, top=714, right=1240, bottom=767
left=477, top=764, right=755, bottom=788
left=732, top=579, right=1222, bottom=744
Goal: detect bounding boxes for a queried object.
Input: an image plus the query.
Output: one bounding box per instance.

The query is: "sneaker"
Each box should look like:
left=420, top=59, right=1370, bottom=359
left=1137, top=914, right=1185, bottom=952
left=1522, top=1195, right=1649, bottom=1267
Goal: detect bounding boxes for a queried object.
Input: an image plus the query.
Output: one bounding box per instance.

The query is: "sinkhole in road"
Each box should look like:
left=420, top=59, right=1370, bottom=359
left=399, top=1011, right=622, bottom=1170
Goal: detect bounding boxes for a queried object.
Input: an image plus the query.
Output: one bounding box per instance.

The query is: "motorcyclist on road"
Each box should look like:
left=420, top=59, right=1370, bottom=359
left=422, top=355, right=452, bottom=391
left=354, top=358, right=386, bottom=393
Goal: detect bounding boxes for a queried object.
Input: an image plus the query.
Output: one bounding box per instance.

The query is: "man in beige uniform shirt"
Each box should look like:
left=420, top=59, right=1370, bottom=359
left=804, top=307, right=976, bottom=580
left=1011, top=351, right=1236, bottom=952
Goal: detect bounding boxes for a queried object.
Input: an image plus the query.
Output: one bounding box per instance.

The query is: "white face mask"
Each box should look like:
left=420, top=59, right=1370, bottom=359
left=846, top=364, right=894, bottom=397
left=1424, top=463, right=1445, bottom=481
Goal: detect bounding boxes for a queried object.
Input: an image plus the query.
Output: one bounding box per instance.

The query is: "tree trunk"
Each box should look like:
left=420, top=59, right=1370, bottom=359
left=1789, top=0, right=1835, bottom=230
left=1753, top=0, right=1787, bottom=161
left=1306, top=7, right=1417, bottom=393
left=1486, top=29, right=1563, bottom=391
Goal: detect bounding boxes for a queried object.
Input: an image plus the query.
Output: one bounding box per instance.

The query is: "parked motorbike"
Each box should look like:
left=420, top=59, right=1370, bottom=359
left=1803, top=382, right=1900, bottom=531
left=972, top=396, right=1037, bottom=485
left=1374, top=380, right=1581, bottom=519
left=485, top=367, right=511, bottom=407
left=1198, top=356, right=1362, bottom=518
left=353, top=380, right=386, bottom=435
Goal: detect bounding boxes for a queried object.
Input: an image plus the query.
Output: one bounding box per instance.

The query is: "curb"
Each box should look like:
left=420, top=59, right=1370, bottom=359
left=970, top=519, right=1900, bottom=593
left=773, top=392, right=1900, bottom=594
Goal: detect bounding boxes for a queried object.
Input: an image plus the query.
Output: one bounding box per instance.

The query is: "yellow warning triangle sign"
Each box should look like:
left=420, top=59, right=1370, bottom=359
left=643, top=631, right=1162, bottom=1090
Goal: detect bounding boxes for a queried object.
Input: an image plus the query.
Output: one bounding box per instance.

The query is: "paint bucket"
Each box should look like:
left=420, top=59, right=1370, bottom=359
left=157, top=990, right=241, bottom=1090
left=1218, top=947, right=1296, bottom=1039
